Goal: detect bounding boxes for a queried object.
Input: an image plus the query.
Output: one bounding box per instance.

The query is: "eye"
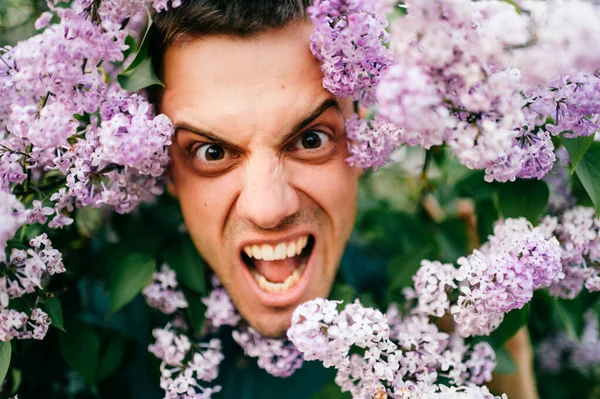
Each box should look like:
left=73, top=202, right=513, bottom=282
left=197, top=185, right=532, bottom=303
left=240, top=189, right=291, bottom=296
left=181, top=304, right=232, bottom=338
left=195, top=143, right=228, bottom=162
left=295, top=130, right=330, bottom=150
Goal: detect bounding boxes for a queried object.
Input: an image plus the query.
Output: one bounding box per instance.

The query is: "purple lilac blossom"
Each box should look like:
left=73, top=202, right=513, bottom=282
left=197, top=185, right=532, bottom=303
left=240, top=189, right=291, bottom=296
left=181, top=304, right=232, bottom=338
left=232, top=326, right=304, bottom=377
left=541, top=206, right=600, bottom=299
left=143, top=264, right=189, bottom=315
left=451, top=218, right=562, bottom=337
left=345, top=114, right=403, bottom=170
left=288, top=298, right=500, bottom=398
left=308, top=0, right=394, bottom=106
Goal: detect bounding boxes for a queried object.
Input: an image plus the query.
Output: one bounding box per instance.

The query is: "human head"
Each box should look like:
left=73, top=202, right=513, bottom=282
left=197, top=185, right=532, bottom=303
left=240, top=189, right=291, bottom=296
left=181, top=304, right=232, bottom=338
left=150, top=0, right=361, bottom=337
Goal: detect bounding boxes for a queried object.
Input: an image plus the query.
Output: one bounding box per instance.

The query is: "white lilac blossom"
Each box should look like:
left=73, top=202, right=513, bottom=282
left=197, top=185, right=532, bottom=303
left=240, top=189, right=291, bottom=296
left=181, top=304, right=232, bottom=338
left=149, top=324, right=224, bottom=399
left=288, top=298, right=501, bottom=398
left=0, top=233, right=64, bottom=310
left=0, top=307, right=51, bottom=342
left=143, top=264, right=188, bottom=315
left=308, top=0, right=394, bottom=106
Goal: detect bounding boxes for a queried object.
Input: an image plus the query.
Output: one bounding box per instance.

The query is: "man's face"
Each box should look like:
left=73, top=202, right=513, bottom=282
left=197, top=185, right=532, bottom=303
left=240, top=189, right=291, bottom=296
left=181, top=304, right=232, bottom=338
left=161, top=21, right=360, bottom=337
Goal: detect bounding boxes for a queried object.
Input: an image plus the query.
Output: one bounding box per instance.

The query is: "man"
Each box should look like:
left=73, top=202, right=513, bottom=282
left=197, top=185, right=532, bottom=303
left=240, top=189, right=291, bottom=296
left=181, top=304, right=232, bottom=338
left=149, top=1, right=538, bottom=397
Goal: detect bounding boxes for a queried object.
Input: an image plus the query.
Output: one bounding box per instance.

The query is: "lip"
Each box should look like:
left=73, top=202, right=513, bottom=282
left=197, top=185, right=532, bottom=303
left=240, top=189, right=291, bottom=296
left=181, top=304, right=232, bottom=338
left=239, top=231, right=316, bottom=308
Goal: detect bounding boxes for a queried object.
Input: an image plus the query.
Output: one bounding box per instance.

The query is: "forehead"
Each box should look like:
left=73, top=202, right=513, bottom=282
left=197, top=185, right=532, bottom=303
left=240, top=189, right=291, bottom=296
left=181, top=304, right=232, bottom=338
left=160, top=22, right=332, bottom=138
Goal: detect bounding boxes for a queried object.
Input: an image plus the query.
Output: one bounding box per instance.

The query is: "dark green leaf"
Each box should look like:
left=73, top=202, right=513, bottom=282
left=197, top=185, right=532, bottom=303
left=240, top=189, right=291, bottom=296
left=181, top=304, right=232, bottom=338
left=75, top=207, right=104, bottom=238
left=555, top=297, right=583, bottom=341
left=120, top=7, right=152, bottom=74
left=437, top=218, right=469, bottom=263
left=108, top=252, right=156, bottom=314
left=487, top=304, right=529, bottom=349
left=117, top=57, right=163, bottom=92
left=456, top=171, right=499, bottom=201
left=40, top=297, right=66, bottom=332
left=574, top=142, right=600, bottom=214
left=562, top=134, right=595, bottom=174
left=497, top=179, right=549, bottom=223
left=97, top=335, right=125, bottom=381
left=329, top=282, right=356, bottom=305
left=0, top=341, right=11, bottom=385
left=494, top=346, right=518, bottom=374
left=164, top=237, right=207, bottom=295
left=475, top=199, right=499, bottom=242
left=117, top=7, right=163, bottom=92
left=387, top=245, right=437, bottom=300
left=181, top=286, right=207, bottom=334
left=60, top=321, right=101, bottom=384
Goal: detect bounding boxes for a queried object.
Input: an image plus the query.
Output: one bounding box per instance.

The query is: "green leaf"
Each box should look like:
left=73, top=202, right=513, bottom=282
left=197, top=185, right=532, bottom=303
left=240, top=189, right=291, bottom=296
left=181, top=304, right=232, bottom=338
left=0, top=341, right=11, bottom=386
left=494, top=346, right=518, bottom=374
left=117, top=7, right=163, bottom=92
left=487, top=304, right=529, bottom=349
left=497, top=179, right=549, bottom=223
left=574, top=142, right=600, bottom=214
left=555, top=298, right=583, bottom=341
left=108, top=252, right=156, bottom=314
left=60, top=321, right=101, bottom=385
left=75, top=207, right=104, bottom=238
left=40, top=297, right=66, bottom=332
left=97, top=335, right=125, bottom=381
left=164, top=237, right=207, bottom=295
left=329, top=282, right=356, bottom=305
left=387, top=245, right=437, bottom=302
left=563, top=134, right=595, bottom=174
left=181, top=286, right=207, bottom=334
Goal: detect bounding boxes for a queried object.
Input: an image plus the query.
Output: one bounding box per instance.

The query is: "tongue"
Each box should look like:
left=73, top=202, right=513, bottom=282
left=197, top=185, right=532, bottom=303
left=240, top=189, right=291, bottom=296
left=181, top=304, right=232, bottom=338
left=254, top=257, right=299, bottom=283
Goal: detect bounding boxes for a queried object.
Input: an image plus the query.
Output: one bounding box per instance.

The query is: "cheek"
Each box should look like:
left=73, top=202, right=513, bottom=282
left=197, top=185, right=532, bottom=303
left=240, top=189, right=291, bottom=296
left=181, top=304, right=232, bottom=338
left=169, top=151, right=241, bottom=254
left=291, top=157, right=358, bottom=236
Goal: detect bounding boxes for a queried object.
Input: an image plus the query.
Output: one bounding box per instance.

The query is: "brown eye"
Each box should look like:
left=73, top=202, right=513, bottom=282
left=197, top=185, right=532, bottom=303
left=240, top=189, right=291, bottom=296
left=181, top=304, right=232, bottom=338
left=296, top=130, right=329, bottom=150
left=196, top=143, right=227, bottom=161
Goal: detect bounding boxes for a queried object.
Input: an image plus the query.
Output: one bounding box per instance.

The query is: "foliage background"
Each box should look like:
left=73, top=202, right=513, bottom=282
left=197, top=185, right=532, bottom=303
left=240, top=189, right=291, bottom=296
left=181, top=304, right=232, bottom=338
left=0, top=2, right=599, bottom=399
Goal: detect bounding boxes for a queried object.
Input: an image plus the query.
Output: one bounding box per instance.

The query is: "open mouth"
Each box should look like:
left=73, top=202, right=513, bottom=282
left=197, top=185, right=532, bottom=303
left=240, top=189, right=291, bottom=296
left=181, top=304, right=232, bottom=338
left=241, top=234, right=315, bottom=294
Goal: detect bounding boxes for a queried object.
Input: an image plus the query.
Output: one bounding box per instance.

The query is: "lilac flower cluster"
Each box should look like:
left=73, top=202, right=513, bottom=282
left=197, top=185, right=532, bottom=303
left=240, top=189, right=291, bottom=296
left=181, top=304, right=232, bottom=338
left=201, top=277, right=241, bottom=328
left=1, top=0, right=180, bottom=346
left=0, top=232, right=62, bottom=342
left=143, top=264, right=188, bottom=314
left=537, top=310, right=600, bottom=375
left=308, top=0, right=395, bottom=106
left=232, top=326, right=304, bottom=377
left=332, top=0, right=600, bottom=183
left=406, top=218, right=562, bottom=337
left=149, top=324, right=224, bottom=399
left=288, top=298, right=502, bottom=398
left=539, top=206, right=600, bottom=299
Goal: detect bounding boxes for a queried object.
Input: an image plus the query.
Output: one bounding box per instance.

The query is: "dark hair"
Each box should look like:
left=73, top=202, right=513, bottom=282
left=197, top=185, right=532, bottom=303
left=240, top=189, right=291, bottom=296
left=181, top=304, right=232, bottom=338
left=149, top=0, right=313, bottom=97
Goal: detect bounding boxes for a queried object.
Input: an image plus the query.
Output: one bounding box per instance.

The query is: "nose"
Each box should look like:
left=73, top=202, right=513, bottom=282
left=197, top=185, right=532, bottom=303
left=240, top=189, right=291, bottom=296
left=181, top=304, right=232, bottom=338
left=236, top=151, right=300, bottom=229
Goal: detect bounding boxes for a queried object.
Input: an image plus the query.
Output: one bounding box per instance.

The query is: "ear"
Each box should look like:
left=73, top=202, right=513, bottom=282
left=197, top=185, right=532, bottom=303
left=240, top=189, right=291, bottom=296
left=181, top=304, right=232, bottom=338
left=167, top=180, right=178, bottom=198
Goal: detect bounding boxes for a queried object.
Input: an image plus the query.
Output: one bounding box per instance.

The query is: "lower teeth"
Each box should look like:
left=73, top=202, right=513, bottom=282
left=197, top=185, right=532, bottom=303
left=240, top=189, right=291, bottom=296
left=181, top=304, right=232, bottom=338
left=251, top=263, right=306, bottom=293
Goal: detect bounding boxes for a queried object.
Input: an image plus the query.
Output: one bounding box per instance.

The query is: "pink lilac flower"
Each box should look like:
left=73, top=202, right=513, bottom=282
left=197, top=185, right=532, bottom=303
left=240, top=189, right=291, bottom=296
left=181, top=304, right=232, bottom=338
left=143, top=264, right=188, bottom=314
left=202, top=287, right=241, bottom=328
left=289, top=299, right=499, bottom=397
left=541, top=206, right=600, bottom=298
left=232, top=326, right=304, bottom=377
left=452, top=218, right=562, bottom=337
left=308, top=0, right=395, bottom=106
left=345, top=114, right=403, bottom=170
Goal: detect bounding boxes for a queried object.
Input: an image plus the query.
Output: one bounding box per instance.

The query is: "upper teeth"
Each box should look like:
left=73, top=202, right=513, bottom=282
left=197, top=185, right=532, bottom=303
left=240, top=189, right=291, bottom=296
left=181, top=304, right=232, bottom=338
left=243, top=235, right=309, bottom=261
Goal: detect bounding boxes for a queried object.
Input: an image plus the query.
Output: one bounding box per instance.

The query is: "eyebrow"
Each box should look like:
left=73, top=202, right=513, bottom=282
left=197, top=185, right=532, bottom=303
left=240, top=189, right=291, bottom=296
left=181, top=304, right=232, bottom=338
left=173, top=98, right=342, bottom=149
